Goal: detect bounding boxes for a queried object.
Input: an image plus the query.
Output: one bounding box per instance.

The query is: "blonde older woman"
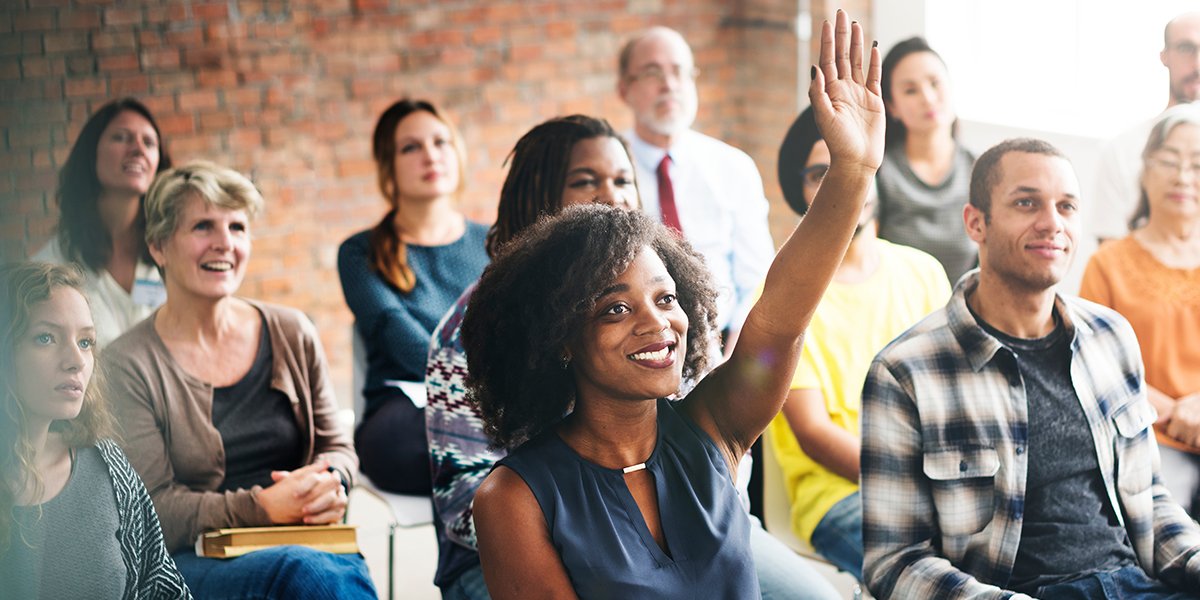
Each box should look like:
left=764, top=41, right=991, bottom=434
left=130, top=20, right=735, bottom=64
left=104, top=161, right=376, bottom=598
left=1081, top=104, right=1200, bottom=516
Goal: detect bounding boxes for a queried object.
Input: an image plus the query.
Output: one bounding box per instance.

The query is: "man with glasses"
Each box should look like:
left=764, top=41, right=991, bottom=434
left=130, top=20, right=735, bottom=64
left=616, top=26, right=775, bottom=350
left=1093, top=11, right=1200, bottom=244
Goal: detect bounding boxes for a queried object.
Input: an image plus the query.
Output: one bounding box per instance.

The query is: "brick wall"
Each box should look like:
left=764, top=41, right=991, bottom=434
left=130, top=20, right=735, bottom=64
left=1, top=0, right=871, bottom=405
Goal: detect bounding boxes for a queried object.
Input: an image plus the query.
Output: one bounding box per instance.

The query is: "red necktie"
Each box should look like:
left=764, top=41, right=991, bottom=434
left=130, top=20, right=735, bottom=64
left=657, top=155, right=683, bottom=234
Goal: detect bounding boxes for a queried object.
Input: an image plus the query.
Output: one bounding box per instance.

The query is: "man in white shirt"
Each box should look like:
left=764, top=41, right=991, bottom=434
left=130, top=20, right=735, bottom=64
left=1092, top=11, right=1200, bottom=243
left=617, top=27, right=775, bottom=344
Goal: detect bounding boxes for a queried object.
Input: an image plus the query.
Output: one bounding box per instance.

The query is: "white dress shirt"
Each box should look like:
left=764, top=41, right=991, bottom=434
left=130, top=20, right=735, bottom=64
left=627, top=129, right=775, bottom=332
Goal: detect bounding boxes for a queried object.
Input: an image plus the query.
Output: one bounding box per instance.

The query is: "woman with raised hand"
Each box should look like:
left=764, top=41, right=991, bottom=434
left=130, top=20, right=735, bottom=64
left=466, top=10, right=883, bottom=598
left=0, top=262, right=190, bottom=599
left=1080, top=104, right=1200, bottom=516
left=103, top=161, right=375, bottom=599
left=876, top=37, right=975, bottom=283
left=426, top=114, right=640, bottom=598
left=35, top=98, right=173, bottom=347
left=338, top=99, right=489, bottom=495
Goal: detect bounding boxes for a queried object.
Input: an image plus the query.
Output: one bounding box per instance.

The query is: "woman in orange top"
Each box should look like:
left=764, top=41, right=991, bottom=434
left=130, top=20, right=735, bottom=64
left=1081, top=104, right=1200, bottom=514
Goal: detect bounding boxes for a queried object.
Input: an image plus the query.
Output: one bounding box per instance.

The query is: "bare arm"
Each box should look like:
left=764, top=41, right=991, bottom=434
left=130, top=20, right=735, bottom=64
left=1165, top=390, right=1200, bottom=449
left=474, top=467, right=580, bottom=600
left=782, top=388, right=860, bottom=482
left=683, top=10, right=886, bottom=465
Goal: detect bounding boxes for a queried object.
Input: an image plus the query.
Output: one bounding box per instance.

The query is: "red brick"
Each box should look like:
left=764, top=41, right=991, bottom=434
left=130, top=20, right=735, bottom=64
left=57, top=10, right=102, bottom=30
left=13, top=10, right=55, bottom=32
left=103, top=7, right=142, bottom=27
left=91, top=30, right=135, bottom=51
left=178, top=90, right=219, bottom=111
left=155, top=113, right=195, bottom=136
left=200, top=111, right=236, bottom=130
left=166, top=28, right=204, bottom=47
left=184, top=47, right=224, bottom=69
left=150, top=72, right=195, bottom=92
left=197, top=69, right=238, bottom=88
left=43, top=32, right=89, bottom=53
left=225, top=87, right=263, bottom=108
left=470, top=26, right=503, bottom=45
left=0, top=60, right=18, bottom=80
left=141, top=48, right=181, bottom=70
left=137, top=30, right=163, bottom=47
left=194, top=2, right=230, bottom=20
left=65, top=55, right=95, bottom=75
left=229, top=128, right=262, bottom=147
left=64, top=77, right=106, bottom=98
left=97, top=52, right=140, bottom=72
left=109, top=74, right=150, bottom=95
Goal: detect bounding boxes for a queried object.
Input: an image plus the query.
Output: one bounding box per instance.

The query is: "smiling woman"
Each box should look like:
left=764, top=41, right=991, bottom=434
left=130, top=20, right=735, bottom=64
left=102, top=161, right=376, bottom=598
left=464, top=10, right=885, bottom=598
left=34, top=98, right=173, bottom=347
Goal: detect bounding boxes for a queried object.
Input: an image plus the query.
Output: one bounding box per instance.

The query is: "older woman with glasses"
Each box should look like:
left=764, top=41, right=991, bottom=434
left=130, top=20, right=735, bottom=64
left=104, top=161, right=376, bottom=598
left=1081, top=104, right=1200, bottom=516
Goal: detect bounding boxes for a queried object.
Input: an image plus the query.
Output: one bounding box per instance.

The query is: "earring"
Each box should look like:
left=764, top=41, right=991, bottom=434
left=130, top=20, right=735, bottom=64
left=560, top=354, right=570, bottom=370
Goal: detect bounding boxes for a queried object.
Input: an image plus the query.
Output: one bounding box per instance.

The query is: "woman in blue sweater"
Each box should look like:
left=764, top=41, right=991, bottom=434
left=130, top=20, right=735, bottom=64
left=338, top=99, right=489, bottom=494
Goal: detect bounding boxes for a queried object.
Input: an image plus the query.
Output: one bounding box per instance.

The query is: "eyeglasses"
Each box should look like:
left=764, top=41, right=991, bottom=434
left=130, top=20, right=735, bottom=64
left=1147, top=156, right=1200, bottom=177
left=801, top=163, right=829, bottom=189
left=627, top=64, right=700, bottom=84
left=1168, top=42, right=1200, bottom=56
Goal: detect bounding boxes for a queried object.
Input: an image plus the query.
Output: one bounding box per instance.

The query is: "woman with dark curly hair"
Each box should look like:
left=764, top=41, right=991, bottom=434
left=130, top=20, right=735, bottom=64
left=34, top=98, right=173, bottom=347
left=466, top=11, right=885, bottom=598
left=425, top=113, right=638, bottom=599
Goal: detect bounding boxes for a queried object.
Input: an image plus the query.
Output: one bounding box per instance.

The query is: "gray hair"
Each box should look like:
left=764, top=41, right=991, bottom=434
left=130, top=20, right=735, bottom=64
left=144, top=160, right=264, bottom=249
left=1131, top=103, right=1200, bottom=229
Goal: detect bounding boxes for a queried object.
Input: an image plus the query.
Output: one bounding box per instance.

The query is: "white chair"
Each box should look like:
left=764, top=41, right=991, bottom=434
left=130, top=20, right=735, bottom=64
left=349, top=327, right=434, bottom=600
left=761, top=428, right=865, bottom=599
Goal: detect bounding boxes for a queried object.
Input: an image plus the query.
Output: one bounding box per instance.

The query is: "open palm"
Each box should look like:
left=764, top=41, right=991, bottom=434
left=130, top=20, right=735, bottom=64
left=810, top=10, right=885, bottom=171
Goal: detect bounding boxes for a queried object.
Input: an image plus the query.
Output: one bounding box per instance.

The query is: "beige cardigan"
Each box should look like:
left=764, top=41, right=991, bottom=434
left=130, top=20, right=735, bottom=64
left=104, top=299, right=357, bottom=552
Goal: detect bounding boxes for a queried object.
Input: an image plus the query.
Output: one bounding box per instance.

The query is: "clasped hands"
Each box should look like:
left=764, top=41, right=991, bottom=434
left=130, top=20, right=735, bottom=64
left=257, top=457, right=347, bottom=525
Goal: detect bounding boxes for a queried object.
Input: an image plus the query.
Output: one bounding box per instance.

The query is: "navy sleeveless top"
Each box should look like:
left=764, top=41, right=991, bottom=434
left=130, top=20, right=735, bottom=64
left=497, top=398, right=759, bottom=599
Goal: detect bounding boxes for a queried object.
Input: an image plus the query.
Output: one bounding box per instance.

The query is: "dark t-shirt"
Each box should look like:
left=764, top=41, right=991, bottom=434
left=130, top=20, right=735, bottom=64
left=972, top=307, right=1138, bottom=592
left=213, top=314, right=304, bottom=492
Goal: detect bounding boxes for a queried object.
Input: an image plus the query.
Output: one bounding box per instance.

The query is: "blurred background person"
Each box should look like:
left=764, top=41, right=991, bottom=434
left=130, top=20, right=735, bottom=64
left=770, top=107, right=950, bottom=579
left=339, top=99, right=488, bottom=495
left=1081, top=104, right=1200, bottom=516
left=877, top=37, right=977, bottom=284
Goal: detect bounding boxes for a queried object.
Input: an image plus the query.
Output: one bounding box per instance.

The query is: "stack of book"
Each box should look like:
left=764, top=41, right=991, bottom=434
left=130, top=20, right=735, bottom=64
left=196, top=524, right=359, bottom=559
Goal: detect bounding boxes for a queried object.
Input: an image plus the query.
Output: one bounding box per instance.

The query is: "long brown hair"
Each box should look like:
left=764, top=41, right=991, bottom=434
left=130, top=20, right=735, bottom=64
left=56, top=98, right=173, bottom=271
left=0, top=262, right=115, bottom=553
left=369, top=99, right=466, bottom=292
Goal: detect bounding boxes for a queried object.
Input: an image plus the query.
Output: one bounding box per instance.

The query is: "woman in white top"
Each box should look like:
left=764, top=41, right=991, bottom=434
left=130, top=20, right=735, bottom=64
left=35, top=98, right=173, bottom=346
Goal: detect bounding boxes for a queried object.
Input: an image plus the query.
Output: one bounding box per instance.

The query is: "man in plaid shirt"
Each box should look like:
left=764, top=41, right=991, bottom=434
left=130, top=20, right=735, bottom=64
left=861, top=138, right=1200, bottom=599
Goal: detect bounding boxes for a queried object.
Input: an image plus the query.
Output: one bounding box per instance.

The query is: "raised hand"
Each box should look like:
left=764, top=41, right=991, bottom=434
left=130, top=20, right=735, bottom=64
left=809, top=9, right=885, bottom=172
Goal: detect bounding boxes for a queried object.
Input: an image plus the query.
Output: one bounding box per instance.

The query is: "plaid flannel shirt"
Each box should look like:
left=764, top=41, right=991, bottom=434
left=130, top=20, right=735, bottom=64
left=861, top=271, right=1200, bottom=599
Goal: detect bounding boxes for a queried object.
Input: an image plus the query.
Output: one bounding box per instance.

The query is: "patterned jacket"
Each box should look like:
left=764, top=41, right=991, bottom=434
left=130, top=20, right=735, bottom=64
left=96, top=439, right=193, bottom=599
left=424, top=284, right=505, bottom=587
left=861, top=271, right=1200, bottom=599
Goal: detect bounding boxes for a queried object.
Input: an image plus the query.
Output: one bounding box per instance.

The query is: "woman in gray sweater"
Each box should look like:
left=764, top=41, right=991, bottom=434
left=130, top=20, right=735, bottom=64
left=0, top=261, right=190, bottom=599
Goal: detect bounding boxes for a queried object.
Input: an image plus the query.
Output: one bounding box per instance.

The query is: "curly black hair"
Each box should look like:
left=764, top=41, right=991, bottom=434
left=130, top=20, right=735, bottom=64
left=461, top=205, right=717, bottom=450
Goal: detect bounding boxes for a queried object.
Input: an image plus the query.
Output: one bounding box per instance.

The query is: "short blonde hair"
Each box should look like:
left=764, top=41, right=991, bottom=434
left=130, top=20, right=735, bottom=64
left=144, top=160, right=264, bottom=249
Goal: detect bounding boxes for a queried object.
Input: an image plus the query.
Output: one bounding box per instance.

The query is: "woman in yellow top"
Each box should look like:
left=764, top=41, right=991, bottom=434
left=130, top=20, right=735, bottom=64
left=1080, top=104, right=1200, bottom=515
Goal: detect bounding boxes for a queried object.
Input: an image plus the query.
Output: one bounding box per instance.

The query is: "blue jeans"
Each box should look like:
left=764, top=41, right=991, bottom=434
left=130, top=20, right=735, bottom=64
left=1034, top=565, right=1199, bottom=599
left=442, top=563, right=490, bottom=600
left=173, top=546, right=377, bottom=599
left=750, top=517, right=841, bottom=600
left=809, top=491, right=863, bottom=581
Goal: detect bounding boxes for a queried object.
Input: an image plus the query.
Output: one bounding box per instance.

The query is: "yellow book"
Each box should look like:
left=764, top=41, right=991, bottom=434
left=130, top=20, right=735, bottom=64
left=195, top=524, right=359, bottom=559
